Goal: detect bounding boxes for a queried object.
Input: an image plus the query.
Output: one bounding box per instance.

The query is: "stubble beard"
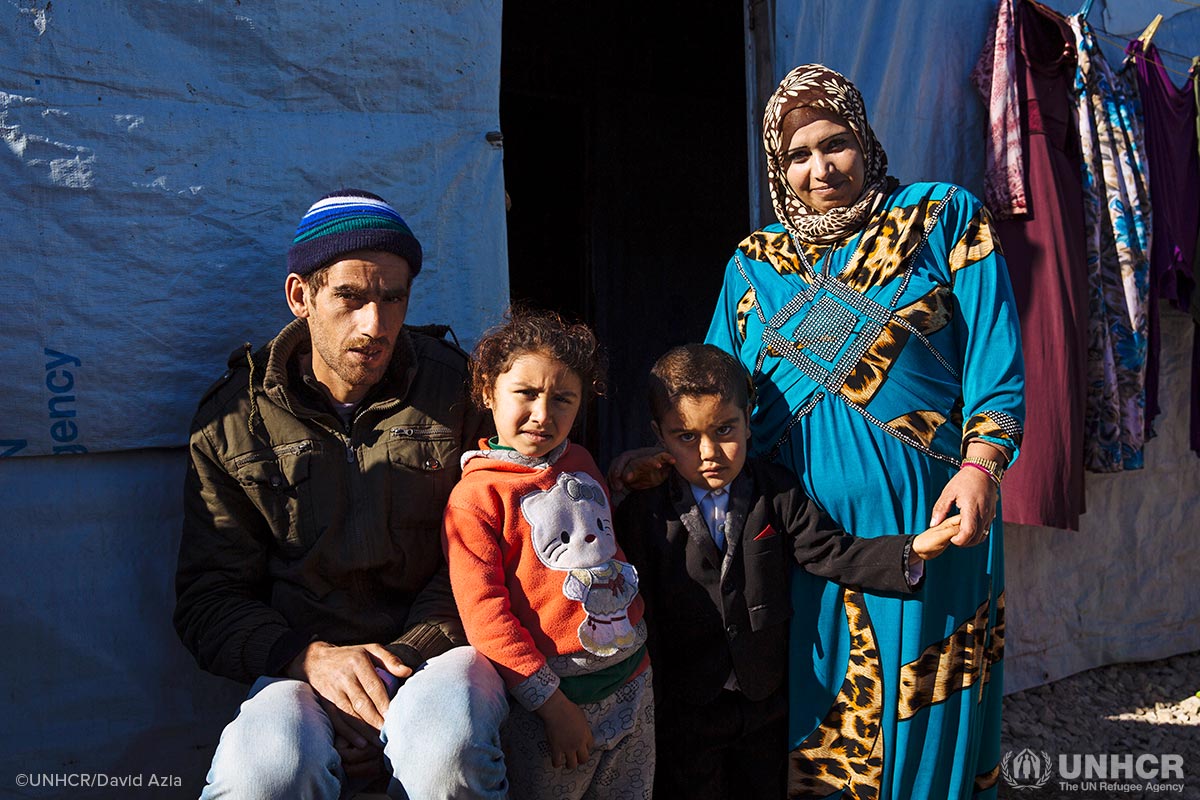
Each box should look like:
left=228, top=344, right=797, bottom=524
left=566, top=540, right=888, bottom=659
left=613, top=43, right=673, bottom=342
left=311, top=325, right=392, bottom=395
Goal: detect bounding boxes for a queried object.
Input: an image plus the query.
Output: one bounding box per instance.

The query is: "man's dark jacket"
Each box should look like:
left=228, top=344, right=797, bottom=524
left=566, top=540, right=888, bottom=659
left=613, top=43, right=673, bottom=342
left=174, top=318, right=489, bottom=683
left=615, top=458, right=916, bottom=707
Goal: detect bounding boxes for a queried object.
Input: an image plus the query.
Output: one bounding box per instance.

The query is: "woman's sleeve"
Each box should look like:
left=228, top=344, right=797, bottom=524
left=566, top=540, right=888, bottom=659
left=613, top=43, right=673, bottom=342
left=947, top=192, right=1026, bottom=464
left=704, top=252, right=749, bottom=356
left=442, top=494, right=557, bottom=711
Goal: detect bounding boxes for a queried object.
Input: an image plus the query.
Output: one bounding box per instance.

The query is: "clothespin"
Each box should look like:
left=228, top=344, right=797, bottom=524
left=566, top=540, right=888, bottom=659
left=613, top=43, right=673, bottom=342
left=1124, top=14, right=1164, bottom=67
left=1137, top=14, right=1164, bottom=48
left=1078, top=0, right=1095, bottom=20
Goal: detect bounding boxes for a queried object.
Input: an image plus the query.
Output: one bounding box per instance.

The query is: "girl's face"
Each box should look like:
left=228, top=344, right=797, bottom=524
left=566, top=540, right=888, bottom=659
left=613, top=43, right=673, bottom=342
left=782, top=108, right=865, bottom=213
left=484, top=350, right=583, bottom=458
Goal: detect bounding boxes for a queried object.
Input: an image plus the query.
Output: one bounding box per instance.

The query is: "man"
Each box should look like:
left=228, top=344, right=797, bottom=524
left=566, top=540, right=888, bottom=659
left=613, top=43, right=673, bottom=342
left=175, top=189, right=508, bottom=799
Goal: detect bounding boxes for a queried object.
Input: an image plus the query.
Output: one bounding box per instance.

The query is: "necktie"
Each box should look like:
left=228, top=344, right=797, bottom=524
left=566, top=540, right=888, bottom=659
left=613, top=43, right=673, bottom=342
left=702, top=489, right=727, bottom=551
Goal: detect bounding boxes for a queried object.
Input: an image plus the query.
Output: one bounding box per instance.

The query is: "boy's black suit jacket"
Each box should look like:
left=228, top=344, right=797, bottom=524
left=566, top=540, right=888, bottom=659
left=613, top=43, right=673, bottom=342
left=615, top=457, right=916, bottom=707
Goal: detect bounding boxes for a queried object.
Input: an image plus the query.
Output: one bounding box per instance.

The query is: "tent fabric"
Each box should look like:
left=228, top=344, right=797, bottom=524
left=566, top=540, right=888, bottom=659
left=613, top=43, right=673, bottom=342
left=0, top=1, right=507, bottom=458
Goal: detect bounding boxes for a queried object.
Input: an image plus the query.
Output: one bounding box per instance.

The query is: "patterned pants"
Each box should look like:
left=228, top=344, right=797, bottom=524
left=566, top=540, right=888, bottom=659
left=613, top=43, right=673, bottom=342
left=503, top=667, right=655, bottom=800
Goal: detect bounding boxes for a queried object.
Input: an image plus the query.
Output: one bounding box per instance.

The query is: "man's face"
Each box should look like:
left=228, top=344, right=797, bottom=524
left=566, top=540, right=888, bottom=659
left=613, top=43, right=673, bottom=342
left=285, top=250, right=412, bottom=404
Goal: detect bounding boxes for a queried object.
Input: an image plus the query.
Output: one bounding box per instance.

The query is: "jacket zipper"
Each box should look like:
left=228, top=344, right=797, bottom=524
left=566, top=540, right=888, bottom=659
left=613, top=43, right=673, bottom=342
left=390, top=425, right=453, bottom=441
left=234, top=439, right=315, bottom=468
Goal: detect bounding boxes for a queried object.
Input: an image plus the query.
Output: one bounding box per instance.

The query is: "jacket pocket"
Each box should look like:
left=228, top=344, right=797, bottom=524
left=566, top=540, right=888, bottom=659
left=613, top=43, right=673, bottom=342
left=743, top=544, right=792, bottom=632
left=233, top=439, right=319, bottom=555
left=386, top=424, right=459, bottom=535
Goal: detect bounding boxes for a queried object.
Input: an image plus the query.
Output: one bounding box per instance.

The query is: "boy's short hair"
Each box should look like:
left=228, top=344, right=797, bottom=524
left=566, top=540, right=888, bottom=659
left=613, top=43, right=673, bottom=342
left=648, top=344, right=754, bottom=423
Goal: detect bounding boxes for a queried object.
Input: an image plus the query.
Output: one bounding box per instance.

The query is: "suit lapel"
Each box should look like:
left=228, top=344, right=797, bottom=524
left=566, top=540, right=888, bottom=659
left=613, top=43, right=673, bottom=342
left=669, top=473, right=723, bottom=569
left=721, top=469, right=753, bottom=581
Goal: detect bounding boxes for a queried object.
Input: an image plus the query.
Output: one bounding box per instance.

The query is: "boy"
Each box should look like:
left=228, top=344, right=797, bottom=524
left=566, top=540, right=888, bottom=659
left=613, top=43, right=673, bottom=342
left=614, top=344, right=959, bottom=800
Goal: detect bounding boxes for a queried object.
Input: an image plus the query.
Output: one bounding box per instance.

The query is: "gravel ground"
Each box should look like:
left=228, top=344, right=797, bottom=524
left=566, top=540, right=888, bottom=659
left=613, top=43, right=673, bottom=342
left=998, top=650, right=1200, bottom=799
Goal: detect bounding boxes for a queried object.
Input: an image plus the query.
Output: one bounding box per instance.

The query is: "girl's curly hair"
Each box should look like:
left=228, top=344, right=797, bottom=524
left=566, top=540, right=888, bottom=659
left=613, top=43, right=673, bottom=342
left=469, top=305, right=608, bottom=407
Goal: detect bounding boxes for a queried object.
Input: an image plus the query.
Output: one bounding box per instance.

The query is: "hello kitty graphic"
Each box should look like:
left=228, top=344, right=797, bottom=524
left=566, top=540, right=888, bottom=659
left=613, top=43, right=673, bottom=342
left=520, top=471, right=639, bottom=657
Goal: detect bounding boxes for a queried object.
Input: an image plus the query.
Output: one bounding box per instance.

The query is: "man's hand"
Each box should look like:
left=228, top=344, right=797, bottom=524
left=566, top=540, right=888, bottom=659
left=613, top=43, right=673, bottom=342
left=333, top=731, right=386, bottom=783
left=607, top=447, right=675, bottom=492
left=534, top=689, right=593, bottom=770
left=316, top=695, right=386, bottom=780
left=287, top=641, right=412, bottom=746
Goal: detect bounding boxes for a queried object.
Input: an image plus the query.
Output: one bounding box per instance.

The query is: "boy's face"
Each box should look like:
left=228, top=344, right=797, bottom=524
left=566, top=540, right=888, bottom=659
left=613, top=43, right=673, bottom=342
left=652, top=394, right=750, bottom=492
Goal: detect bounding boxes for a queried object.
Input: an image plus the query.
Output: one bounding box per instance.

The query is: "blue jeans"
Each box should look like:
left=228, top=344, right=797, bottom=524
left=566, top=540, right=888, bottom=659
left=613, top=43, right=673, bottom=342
left=200, top=646, right=509, bottom=800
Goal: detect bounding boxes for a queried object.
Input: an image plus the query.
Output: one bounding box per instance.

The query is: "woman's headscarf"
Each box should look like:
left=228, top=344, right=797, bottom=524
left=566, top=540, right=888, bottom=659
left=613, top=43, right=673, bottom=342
left=763, top=64, right=898, bottom=245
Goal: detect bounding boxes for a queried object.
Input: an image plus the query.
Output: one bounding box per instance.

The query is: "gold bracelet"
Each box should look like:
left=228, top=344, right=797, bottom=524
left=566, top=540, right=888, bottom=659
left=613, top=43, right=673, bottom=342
left=962, top=456, right=1005, bottom=485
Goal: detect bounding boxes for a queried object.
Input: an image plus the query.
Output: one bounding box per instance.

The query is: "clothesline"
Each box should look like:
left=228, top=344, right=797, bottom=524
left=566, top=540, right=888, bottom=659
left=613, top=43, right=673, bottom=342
left=1170, top=0, right=1200, bottom=8
left=1091, top=22, right=1196, bottom=66
left=1091, top=28, right=1197, bottom=79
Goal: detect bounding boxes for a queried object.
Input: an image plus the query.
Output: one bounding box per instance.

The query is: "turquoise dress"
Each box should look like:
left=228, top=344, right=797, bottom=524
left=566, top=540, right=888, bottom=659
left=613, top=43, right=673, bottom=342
left=706, top=183, right=1024, bottom=799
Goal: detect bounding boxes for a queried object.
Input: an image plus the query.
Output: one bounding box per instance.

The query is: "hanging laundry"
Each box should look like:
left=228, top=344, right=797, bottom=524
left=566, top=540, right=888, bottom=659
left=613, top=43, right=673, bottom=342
left=1128, top=39, right=1200, bottom=458
left=975, top=0, right=1089, bottom=529
left=1069, top=14, right=1153, bottom=473
left=971, top=0, right=1028, bottom=218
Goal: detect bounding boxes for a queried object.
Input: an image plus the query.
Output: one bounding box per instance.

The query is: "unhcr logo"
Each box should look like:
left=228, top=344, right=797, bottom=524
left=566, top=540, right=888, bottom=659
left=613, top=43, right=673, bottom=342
left=1001, top=750, right=1187, bottom=792
left=1002, top=748, right=1052, bottom=789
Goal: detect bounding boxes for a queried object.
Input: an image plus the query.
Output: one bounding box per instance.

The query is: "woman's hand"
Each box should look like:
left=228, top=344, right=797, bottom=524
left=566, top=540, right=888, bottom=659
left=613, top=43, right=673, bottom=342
left=930, top=467, right=998, bottom=547
left=535, top=689, right=593, bottom=770
left=607, top=447, right=675, bottom=492
left=911, top=514, right=963, bottom=561
left=930, top=442, right=1006, bottom=546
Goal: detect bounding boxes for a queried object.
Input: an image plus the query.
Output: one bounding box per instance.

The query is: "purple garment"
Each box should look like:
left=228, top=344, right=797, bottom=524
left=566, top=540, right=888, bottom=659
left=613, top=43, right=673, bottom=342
left=988, top=0, right=1089, bottom=529
left=1129, top=40, right=1200, bottom=456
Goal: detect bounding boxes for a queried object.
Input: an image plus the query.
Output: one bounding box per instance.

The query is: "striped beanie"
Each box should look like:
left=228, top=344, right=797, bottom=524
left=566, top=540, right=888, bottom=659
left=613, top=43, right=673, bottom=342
left=287, top=189, right=423, bottom=277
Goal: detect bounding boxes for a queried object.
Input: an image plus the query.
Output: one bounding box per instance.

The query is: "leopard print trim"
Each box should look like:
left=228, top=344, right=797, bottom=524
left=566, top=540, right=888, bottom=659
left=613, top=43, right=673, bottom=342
left=839, top=394, right=964, bottom=470
left=947, top=205, right=1001, bottom=277
left=963, top=411, right=1023, bottom=453
left=839, top=197, right=946, bottom=295
left=885, top=410, right=950, bottom=450
left=888, top=188, right=957, bottom=307
left=841, top=318, right=910, bottom=407
left=897, top=591, right=1005, bottom=720
left=788, top=589, right=884, bottom=799
left=974, top=764, right=1001, bottom=793
left=739, top=229, right=807, bottom=277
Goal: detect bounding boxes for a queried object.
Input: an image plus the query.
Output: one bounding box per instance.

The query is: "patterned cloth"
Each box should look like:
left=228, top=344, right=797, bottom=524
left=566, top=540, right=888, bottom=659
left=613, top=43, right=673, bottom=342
left=502, top=668, right=655, bottom=800
left=970, top=0, right=1028, bottom=219
left=1068, top=15, right=1153, bottom=472
left=707, top=181, right=1023, bottom=799
left=762, top=64, right=899, bottom=245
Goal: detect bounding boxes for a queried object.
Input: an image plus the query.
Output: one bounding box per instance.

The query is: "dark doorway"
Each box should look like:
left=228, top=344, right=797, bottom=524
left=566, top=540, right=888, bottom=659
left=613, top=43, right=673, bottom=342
left=501, top=5, right=750, bottom=465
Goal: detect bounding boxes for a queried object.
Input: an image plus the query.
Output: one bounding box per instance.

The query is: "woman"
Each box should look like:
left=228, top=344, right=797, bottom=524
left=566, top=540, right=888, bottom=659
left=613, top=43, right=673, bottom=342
left=705, top=64, right=1023, bottom=798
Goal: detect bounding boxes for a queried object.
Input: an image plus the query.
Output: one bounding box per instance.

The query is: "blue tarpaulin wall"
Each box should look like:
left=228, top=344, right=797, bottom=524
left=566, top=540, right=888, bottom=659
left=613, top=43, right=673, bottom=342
left=0, top=2, right=505, bottom=795
left=1, top=1, right=507, bottom=458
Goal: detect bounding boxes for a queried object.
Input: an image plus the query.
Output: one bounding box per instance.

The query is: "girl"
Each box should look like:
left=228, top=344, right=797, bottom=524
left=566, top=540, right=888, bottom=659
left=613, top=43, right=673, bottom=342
left=443, top=307, right=653, bottom=800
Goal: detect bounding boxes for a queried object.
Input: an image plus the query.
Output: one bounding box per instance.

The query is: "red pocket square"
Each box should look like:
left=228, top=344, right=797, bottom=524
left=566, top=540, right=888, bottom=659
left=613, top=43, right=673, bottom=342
left=753, top=524, right=777, bottom=541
